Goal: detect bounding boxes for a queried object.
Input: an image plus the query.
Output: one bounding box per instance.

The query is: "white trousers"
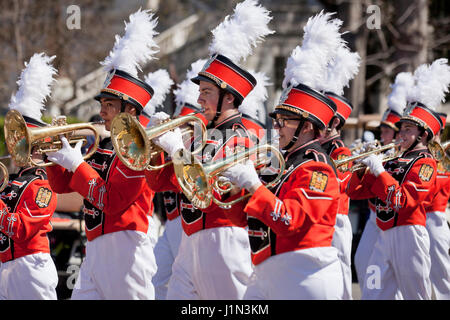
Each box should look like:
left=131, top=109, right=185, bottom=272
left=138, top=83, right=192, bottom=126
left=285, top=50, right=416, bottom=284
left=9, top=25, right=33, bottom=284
left=71, top=230, right=157, bottom=300
left=152, top=216, right=183, bottom=300
left=148, top=214, right=162, bottom=249
left=166, top=226, right=253, bottom=300
left=426, top=211, right=450, bottom=299
left=354, top=210, right=379, bottom=290
left=332, top=213, right=353, bottom=299
left=361, top=225, right=431, bottom=300
left=244, top=247, right=344, bottom=300
left=0, top=252, right=58, bottom=300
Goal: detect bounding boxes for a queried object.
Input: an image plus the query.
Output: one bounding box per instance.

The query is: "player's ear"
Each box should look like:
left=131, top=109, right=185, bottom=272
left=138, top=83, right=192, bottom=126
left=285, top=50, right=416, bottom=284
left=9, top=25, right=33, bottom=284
left=302, top=121, right=313, bottom=133
left=125, top=104, right=137, bottom=116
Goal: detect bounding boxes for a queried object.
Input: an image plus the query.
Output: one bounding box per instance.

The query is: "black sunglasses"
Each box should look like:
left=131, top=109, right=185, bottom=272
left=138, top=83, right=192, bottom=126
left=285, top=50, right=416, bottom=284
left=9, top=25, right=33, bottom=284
left=272, top=118, right=302, bottom=128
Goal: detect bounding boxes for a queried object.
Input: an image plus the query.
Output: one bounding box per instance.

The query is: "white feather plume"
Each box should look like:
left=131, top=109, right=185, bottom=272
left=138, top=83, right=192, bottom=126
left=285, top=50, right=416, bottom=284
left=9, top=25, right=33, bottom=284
left=8, top=52, right=57, bottom=121
left=239, top=70, right=271, bottom=120
left=100, top=9, right=159, bottom=77
left=283, top=11, right=345, bottom=90
left=143, top=69, right=174, bottom=116
left=408, top=58, right=450, bottom=110
left=208, top=0, right=274, bottom=64
left=320, top=44, right=360, bottom=95
left=387, top=72, right=414, bottom=115
left=173, top=59, right=207, bottom=115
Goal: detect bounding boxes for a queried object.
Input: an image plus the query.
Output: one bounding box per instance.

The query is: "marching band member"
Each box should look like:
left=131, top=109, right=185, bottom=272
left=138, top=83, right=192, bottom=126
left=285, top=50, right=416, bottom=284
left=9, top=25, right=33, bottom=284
left=351, top=71, right=413, bottom=294
left=317, top=42, right=361, bottom=299
left=222, top=11, right=345, bottom=299
left=379, top=109, right=402, bottom=146
left=150, top=63, right=272, bottom=300
left=143, top=65, right=187, bottom=300
left=0, top=53, right=58, bottom=299
left=425, top=112, right=450, bottom=299
left=140, top=68, right=175, bottom=250
left=145, top=0, right=274, bottom=300
left=347, top=58, right=449, bottom=299
left=46, top=10, right=160, bottom=299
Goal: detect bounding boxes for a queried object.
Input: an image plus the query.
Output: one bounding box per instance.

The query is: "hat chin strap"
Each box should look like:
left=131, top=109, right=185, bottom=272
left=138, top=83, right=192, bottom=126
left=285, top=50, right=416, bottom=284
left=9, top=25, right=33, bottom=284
left=120, top=99, right=127, bottom=113
left=210, top=89, right=226, bottom=127
left=404, top=138, right=419, bottom=155
left=404, top=131, right=425, bottom=154
left=282, top=119, right=305, bottom=151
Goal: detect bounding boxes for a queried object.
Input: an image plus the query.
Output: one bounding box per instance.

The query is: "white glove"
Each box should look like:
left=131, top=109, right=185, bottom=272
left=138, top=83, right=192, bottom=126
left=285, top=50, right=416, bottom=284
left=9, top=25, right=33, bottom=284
left=148, top=111, right=170, bottom=127
left=47, top=136, right=84, bottom=172
left=152, top=127, right=185, bottom=158
left=221, top=160, right=261, bottom=191
left=360, top=153, right=385, bottom=177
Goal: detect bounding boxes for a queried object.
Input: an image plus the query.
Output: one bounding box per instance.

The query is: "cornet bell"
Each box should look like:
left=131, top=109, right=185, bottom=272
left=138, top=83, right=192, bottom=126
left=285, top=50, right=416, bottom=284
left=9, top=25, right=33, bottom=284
left=173, top=144, right=285, bottom=209
left=110, top=113, right=151, bottom=171
left=4, top=110, right=30, bottom=167
left=0, top=162, right=9, bottom=192
left=429, top=140, right=450, bottom=171
left=110, top=112, right=207, bottom=171
left=173, top=148, right=214, bottom=209
left=4, top=109, right=100, bottom=167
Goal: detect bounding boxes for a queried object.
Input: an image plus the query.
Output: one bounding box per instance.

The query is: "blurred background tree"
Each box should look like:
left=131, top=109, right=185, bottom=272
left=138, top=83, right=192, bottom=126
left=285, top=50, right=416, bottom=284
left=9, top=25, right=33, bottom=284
left=319, top=0, right=449, bottom=116
left=0, top=0, right=118, bottom=104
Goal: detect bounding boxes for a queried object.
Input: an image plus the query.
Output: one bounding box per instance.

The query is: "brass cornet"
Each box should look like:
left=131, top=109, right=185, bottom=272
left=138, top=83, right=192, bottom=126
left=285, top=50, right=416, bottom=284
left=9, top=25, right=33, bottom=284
left=4, top=109, right=100, bottom=167
left=428, top=140, right=450, bottom=171
left=333, top=140, right=402, bottom=173
left=172, top=143, right=285, bottom=209
left=110, top=113, right=207, bottom=171
left=0, top=162, right=9, bottom=192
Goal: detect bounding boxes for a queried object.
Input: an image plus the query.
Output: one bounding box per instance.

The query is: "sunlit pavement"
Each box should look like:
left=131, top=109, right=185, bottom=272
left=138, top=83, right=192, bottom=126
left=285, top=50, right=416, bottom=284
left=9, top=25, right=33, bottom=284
left=352, top=283, right=361, bottom=300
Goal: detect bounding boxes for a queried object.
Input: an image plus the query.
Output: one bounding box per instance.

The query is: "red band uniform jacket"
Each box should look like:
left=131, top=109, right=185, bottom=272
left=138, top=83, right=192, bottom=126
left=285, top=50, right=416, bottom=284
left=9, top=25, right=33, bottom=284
left=0, top=167, right=57, bottom=263
left=145, top=113, right=252, bottom=236
left=425, top=160, right=450, bottom=213
left=242, top=140, right=340, bottom=266
left=321, top=135, right=352, bottom=215
left=46, top=137, right=154, bottom=241
left=347, top=148, right=437, bottom=231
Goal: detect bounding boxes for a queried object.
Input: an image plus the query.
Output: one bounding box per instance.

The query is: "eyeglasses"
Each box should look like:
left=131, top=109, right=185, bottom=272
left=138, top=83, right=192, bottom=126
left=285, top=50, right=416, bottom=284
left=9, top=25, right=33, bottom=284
left=272, top=118, right=301, bottom=128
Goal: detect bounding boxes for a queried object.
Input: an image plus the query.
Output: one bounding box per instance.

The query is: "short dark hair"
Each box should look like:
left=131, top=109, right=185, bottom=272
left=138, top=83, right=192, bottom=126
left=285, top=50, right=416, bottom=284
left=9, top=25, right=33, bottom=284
left=233, top=97, right=241, bottom=108
left=135, top=108, right=142, bottom=116
left=313, top=124, right=321, bottom=138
